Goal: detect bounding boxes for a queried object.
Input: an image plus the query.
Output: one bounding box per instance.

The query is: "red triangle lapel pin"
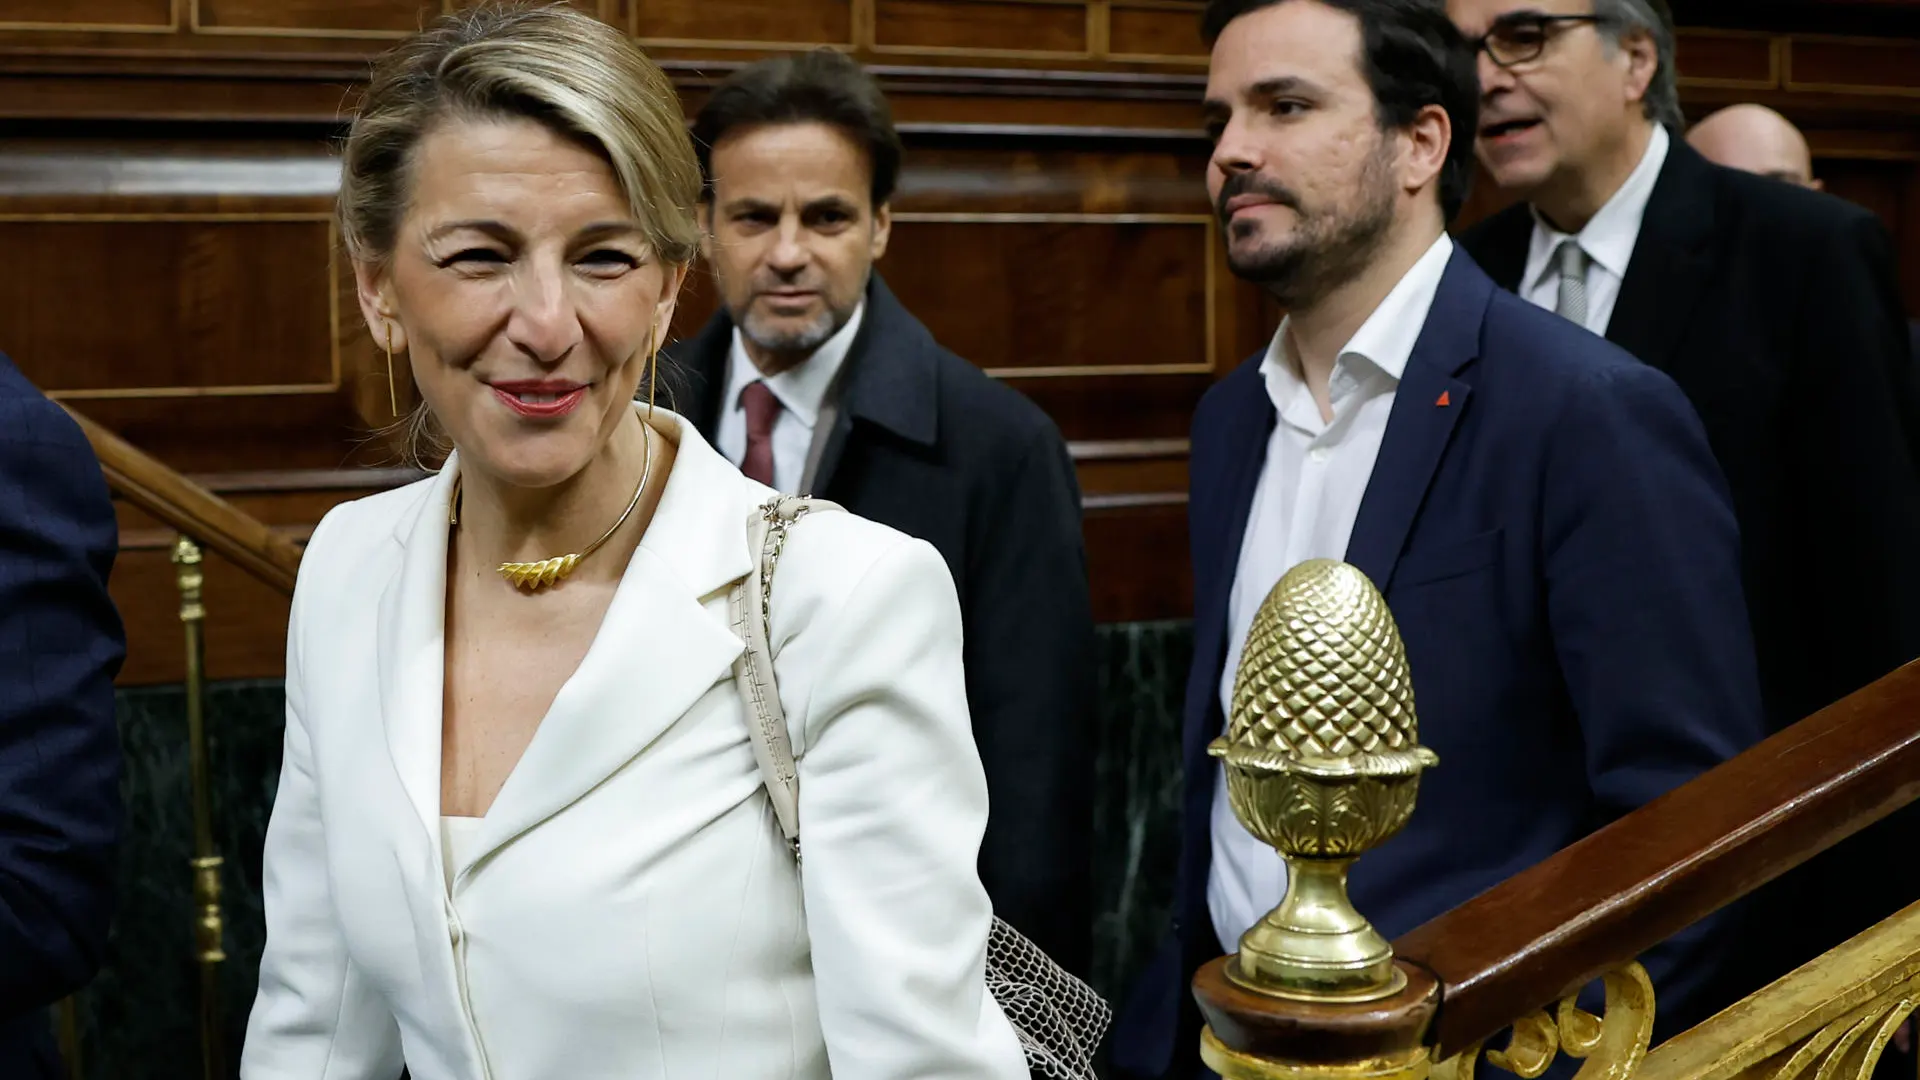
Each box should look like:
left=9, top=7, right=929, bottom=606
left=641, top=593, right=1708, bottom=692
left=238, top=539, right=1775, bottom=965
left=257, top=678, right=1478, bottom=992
left=1435, top=390, right=1452, bottom=407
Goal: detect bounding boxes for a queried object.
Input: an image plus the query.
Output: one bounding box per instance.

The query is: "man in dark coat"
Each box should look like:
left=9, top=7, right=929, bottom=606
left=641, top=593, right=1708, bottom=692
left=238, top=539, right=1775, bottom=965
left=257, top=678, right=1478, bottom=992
left=665, top=48, right=1097, bottom=975
left=1451, top=0, right=1920, bottom=1006
left=0, top=356, right=125, bottom=1080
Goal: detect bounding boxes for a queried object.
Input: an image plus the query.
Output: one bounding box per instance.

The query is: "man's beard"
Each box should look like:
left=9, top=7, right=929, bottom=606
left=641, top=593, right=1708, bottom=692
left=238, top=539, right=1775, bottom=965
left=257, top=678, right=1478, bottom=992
left=740, top=304, right=843, bottom=357
left=1218, top=142, right=1398, bottom=309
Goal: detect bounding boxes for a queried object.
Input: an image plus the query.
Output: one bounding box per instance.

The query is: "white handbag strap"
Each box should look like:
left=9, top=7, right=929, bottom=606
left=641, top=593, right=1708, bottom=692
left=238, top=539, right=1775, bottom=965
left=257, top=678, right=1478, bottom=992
left=729, top=495, right=842, bottom=858
left=730, top=495, right=1114, bottom=1080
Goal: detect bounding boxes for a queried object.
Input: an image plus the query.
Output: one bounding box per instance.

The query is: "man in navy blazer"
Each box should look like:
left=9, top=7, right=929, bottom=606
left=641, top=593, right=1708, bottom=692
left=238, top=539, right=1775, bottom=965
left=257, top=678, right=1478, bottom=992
left=1112, top=1, right=1765, bottom=1076
left=0, top=355, right=126, bottom=1080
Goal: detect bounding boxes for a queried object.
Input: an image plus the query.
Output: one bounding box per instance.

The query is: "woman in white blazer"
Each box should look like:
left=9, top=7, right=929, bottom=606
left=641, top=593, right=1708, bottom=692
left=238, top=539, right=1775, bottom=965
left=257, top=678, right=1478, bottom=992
left=240, top=6, right=1027, bottom=1078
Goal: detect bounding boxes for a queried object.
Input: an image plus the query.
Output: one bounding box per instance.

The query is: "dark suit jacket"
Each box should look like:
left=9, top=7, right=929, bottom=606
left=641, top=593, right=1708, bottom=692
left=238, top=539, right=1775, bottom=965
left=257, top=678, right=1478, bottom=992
left=1460, top=139, right=1920, bottom=994
left=1111, top=249, right=1765, bottom=1079
left=667, top=275, right=1098, bottom=974
left=0, top=355, right=126, bottom=1080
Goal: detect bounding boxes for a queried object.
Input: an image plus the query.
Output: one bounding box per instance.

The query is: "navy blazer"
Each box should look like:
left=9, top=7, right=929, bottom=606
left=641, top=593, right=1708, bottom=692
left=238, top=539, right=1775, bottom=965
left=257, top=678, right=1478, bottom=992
left=0, top=356, right=125, bottom=1080
left=1111, top=249, right=1766, bottom=1079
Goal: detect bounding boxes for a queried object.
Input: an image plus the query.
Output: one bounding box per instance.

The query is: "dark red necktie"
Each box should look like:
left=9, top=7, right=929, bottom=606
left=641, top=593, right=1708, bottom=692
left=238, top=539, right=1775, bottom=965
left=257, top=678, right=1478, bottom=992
left=740, top=380, right=782, bottom=487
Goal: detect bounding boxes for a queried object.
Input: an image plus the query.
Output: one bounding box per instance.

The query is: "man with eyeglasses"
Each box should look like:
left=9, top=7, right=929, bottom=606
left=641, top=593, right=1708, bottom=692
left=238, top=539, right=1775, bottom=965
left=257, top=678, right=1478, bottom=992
left=1451, top=0, right=1920, bottom=1023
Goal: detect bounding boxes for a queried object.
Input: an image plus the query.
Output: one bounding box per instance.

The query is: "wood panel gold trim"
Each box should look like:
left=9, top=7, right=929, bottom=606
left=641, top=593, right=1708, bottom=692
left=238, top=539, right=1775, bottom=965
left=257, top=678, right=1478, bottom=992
left=635, top=36, right=857, bottom=51
left=1089, top=0, right=1111, bottom=58
left=1674, top=28, right=1782, bottom=91
left=867, top=45, right=1094, bottom=61
left=1105, top=51, right=1208, bottom=66
left=0, top=211, right=343, bottom=401
left=1002, top=362, right=1210, bottom=378
left=1085, top=491, right=1186, bottom=510
left=1784, top=32, right=1920, bottom=99
left=634, top=0, right=857, bottom=49
left=1069, top=437, right=1190, bottom=460
left=890, top=210, right=1216, bottom=379
left=869, top=0, right=1094, bottom=61
left=891, top=211, right=1208, bottom=223
left=1820, top=150, right=1920, bottom=161
left=188, top=0, right=427, bottom=40
left=853, top=0, right=875, bottom=49
left=1108, top=0, right=1209, bottom=64
left=0, top=0, right=179, bottom=33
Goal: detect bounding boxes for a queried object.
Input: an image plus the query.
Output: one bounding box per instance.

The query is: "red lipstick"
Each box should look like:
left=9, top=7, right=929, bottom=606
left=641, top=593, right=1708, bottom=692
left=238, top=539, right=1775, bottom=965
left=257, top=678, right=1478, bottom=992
left=490, top=379, right=588, bottom=420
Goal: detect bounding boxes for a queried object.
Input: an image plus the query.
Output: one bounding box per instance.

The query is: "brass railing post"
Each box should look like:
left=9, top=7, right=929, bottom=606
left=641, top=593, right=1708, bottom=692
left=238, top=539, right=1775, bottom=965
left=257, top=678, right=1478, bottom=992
left=54, top=995, right=82, bottom=1080
left=1194, top=560, right=1442, bottom=1080
left=172, top=537, right=226, bottom=1080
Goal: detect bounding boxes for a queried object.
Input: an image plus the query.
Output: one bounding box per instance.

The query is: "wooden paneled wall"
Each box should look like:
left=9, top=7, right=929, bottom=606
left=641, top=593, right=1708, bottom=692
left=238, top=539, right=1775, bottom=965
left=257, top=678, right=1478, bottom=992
left=0, top=0, right=1917, bottom=683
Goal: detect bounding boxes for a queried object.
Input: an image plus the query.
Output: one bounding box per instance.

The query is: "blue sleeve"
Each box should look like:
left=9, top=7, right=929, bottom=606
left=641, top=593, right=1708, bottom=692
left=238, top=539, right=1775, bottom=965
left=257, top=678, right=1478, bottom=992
left=1539, top=358, right=1765, bottom=1029
left=0, top=392, right=127, bottom=1014
left=1542, top=359, right=1763, bottom=814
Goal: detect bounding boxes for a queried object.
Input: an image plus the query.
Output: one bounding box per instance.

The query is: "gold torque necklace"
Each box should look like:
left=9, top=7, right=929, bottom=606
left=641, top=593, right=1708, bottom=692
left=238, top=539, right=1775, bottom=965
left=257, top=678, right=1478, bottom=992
left=449, top=427, right=653, bottom=592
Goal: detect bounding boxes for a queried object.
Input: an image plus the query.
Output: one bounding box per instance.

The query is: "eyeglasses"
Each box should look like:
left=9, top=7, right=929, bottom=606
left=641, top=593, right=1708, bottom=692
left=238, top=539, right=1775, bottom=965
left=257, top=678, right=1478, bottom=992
left=1470, top=12, right=1608, bottom=68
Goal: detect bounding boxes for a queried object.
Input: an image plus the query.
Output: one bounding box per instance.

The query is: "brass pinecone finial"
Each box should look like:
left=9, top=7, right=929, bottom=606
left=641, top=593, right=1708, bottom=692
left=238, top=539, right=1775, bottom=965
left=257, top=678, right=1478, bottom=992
left=1226, top=558, right=1429, bottom=774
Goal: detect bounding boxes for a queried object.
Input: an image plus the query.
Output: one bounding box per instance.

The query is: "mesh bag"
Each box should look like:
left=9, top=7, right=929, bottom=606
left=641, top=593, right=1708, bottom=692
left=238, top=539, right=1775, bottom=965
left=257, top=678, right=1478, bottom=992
left=729, top=496, right=1112, bottom=1080
left=986, top=917, right=1113, bottom=1078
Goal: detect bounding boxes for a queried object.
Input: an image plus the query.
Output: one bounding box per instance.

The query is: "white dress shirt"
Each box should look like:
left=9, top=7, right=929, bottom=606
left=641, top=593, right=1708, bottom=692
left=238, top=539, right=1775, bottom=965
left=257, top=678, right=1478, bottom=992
left=1521, top=123, right=1670, bottom=336
left=716, top=303, right=866, bottom=494
left=242, top=408, right=1026, bottom=1080
left=1208, top=234, right=1456, bottom=954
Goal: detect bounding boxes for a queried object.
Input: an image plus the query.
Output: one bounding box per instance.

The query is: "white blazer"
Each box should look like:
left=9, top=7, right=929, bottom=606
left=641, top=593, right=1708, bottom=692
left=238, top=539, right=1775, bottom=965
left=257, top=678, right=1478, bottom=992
left=241, top=410, right=1028, bottom=1080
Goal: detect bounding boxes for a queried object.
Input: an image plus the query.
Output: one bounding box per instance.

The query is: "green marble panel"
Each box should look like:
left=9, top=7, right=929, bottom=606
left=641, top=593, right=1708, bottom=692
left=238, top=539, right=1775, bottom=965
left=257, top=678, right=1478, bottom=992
left=1088, top=620, right=1192, bottom=1005
left=75, top=681, right=284, bottom=1080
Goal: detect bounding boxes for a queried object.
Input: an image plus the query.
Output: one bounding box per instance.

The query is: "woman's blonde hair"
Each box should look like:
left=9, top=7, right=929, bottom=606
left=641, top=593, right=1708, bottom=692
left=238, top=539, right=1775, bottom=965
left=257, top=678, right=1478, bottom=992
left=339, top=2, right=698, bottom=464
left=339, top=2, right=701, bottom=269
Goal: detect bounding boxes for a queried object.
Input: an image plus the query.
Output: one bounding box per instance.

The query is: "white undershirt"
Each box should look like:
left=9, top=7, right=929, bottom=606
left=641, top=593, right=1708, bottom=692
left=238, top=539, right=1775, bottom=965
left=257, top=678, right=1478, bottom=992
left=441, top=815, right=483, bottom=894
left=1520, top=123, right=1669, bottom=336
left=714, top=303, right=866, bottom=494
left=1207, top=234, right=1455, bottom=954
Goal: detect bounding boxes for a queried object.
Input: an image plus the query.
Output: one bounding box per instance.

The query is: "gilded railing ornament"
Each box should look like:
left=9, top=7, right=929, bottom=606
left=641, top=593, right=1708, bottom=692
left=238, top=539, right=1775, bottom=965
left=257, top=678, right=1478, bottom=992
left=1210, top=559, right=1439, bottom=1001
left=1634, top=903, right=1920, bottom=1080
left=1757, top=980, right=1917, bottom=1080
left=1440, top=964, right=1657, bottom=1080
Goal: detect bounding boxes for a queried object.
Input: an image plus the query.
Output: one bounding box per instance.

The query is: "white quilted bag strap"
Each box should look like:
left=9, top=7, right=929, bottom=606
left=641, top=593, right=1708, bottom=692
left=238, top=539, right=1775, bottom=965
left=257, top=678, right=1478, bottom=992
left=728, top=495, right=842, bottom=856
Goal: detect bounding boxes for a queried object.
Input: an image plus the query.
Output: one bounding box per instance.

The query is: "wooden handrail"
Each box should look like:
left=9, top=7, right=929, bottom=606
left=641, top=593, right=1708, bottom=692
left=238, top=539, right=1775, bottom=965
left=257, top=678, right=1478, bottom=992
left=62, top=405, right=303, bottom=596
left=1392, top=659, right=1920, bottom=1058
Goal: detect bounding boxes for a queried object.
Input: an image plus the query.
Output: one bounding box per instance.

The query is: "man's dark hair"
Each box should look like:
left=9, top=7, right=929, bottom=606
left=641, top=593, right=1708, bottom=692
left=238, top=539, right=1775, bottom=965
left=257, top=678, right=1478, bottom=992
left=1203, top=0, right=1480, bottom=221
left=690, top=48, right=903, bottom=208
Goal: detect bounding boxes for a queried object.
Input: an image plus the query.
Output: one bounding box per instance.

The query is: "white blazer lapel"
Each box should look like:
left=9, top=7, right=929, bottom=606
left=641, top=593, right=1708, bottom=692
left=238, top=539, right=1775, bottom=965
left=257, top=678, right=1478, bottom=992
left=377, top=463, right=461, bottom=855
left=463, top=410, right=762, bottom=872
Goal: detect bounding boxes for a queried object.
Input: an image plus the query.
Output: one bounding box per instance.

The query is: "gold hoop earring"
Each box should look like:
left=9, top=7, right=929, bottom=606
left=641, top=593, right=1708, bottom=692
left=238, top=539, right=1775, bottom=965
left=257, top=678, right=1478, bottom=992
left=645, top=322, right=659, bottom=419
left=383, top=322, right=400, bottom=416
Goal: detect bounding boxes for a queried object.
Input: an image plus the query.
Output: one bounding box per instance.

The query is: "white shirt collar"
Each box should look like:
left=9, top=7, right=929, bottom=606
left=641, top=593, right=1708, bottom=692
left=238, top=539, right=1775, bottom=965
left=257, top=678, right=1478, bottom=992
left=1525, top=123, right=1669, bottom=290
left=1259, top=233, right=1455, bottom=413
left=723, top=301, right=867, bottom=429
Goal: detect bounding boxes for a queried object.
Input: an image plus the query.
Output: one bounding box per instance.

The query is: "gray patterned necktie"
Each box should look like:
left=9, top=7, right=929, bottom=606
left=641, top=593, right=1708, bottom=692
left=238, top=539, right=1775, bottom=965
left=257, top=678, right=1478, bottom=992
left=1554, top=239, right=1589, bottom=328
